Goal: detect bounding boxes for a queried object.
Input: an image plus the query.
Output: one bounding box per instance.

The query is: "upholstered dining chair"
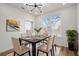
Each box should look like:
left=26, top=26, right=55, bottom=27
left=51, top=35, right=56, bottom=56
left=37, top=36, right=55, bottom=56
left=12, top=37, right=31, bottom=56
left=26, top=30, right=32, bottom=36
left=20, top=30, right=32, bottom=46
left=41, top=31, right=49, bottom=44
left=21, top=33, right=30, bottom=46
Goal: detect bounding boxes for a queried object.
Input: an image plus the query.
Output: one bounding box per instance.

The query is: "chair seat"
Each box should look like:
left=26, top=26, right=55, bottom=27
left=37, top=36, right=55, bottom=56
left=15, top=46, right=30, bottom=55
left=38, top=44, right=48, bottom=53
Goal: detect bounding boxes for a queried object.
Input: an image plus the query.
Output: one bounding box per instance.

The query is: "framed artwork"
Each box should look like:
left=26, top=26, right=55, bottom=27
left=6, top=19, right=20, bottom=32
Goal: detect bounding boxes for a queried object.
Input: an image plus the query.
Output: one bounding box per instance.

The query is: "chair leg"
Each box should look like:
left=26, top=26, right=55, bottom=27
left=46, top=53, right=48, bottom=56
left=28, top=51, right=31, bottom=56
left=54, top=45, right=56, bottom=51
left=52, top=45, right=55, bottom=56
left=51, top=49, right=53, bottom=56
left=37, top=50, right=39, bottom=56
left=53, top=48, right=55, bottom=56
left=13, top=51, right=16, bottom=56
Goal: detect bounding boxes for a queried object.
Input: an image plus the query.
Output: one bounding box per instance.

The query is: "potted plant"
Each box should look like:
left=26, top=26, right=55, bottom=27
left=34, top=27, right=42, bottom=36
left=66, top=30, right=78, bottom=51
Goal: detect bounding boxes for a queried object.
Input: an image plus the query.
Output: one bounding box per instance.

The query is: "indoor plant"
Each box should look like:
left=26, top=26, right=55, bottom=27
left=66, top=30, right=78, bottom=51
left=34, top=27, right=42, bottom=36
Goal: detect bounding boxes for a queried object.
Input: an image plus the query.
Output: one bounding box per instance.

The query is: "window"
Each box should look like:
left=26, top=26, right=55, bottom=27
left=41, top=16, right=61, bottom=36
left=50, top=16, right=61, bottom=37
left=41, top=17, right=50, bottom=34
left=51, top=16, right=61, bottom=29
left=25, top=21, right=33, bottom=30
left=42, top=17, right=49, bottom=28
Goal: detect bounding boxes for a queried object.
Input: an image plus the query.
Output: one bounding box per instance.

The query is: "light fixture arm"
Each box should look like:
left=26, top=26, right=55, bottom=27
left=30, top=7, right=36, bottom=12
left=37, top=7, right=42, bottom=13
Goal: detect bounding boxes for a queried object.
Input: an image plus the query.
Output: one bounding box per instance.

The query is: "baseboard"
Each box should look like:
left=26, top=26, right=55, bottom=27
left=54, top=44, right=67, bottom=48
left=0, top=48, right=13, bottom=56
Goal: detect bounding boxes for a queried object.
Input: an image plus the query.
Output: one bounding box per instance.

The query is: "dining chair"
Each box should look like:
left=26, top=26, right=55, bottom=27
left=51, top=35, right=56, bottom=56
left=12, top=37, right=31, bottom=56
left=37, top=36, right=55, bottom=56
left=26, top=30, right=32, bottom=36
left=21, top=33, right=30, bottom=46
left=21, top=30, right=32, bottom=45
left=40, top=31, right=49, bottom=44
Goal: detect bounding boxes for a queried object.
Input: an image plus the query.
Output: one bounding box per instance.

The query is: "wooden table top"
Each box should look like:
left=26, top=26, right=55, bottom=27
left=19, top=35, right=50, bottom=43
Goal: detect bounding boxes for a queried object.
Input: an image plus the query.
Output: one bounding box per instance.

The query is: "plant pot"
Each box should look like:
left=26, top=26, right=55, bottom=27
left=68, top=42, right=74, bottom=51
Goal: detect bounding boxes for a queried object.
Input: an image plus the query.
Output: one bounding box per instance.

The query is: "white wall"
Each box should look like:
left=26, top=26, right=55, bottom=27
left=35, top=4, right=77, bottom=47
left=0, top=4, right=35, bottom=52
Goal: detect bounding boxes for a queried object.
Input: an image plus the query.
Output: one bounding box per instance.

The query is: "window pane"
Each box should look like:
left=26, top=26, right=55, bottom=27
left=51, top=16, right=61, bottom=29
left=42, top=17, right=49, bottom=28
left=25, top=21, right=32, bottom=30
left=51, top=16, right=60, bottom=24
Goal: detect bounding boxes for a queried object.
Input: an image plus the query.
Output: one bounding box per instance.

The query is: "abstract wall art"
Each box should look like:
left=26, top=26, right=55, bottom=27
left=6, top=19, right=20, bottom=32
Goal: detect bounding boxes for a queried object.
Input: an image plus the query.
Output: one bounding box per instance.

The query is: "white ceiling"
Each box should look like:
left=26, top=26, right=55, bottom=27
left=7, top=3, right=76, bottom=16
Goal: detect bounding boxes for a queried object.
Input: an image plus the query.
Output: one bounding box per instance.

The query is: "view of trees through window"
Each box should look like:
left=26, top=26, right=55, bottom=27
left=42, top=16, right=61, bottom=36
left=51, top=16, right=61, bottom=30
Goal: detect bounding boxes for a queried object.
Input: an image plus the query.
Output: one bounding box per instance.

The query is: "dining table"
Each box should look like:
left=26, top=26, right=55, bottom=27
left=19, top=35, right=50, bottom=56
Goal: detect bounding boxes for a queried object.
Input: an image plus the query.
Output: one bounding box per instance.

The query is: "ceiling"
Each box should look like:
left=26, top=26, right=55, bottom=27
left=7, top=3, right=76, bottom=16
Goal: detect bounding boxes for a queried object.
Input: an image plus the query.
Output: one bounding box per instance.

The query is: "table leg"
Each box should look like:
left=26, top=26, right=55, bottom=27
left=19, top=39, right=21, bottom=45
left=32, top=43, right=36, bottom=56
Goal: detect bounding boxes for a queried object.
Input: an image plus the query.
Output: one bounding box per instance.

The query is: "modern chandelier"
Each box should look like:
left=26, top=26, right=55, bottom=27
left=24, top=3, right=44, bottom=13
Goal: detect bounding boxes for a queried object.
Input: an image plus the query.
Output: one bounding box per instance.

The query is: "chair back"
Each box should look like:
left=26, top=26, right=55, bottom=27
left=21, top=30, right=32, bottom=38
left=21, top=33, right=28, bottom=38
left=52, top=35, right=56, bottom=45
left=43, top=31, right=48, bottom=36
left=12, top=37, right=20, bottom=51
left=47, top=35, right=56, bottom=51
left=26, top=30, right=32, bottom=35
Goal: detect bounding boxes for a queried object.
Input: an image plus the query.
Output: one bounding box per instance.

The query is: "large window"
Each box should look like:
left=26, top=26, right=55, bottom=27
left=51, top=16, right=61, bottom=29
left=42, top=16, right=61, bottom=36
left=42, top=16, right=61, bottom=29
left=51, top=16, right=61, bottom=36
left=42, top=17, right=49, bottom=28
left=25, top=21, right=33, bottom=30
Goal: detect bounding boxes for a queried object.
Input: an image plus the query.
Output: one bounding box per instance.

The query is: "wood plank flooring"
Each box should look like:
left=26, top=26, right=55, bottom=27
left=6, top=45, right=77, bottom=56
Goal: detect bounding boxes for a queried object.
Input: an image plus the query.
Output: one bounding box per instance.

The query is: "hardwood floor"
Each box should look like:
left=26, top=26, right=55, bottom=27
left=59, top=47, right=75, bottom=56
left=0, top=49, right=13, bottom=56
left=6, top=45, right=77, bottom=56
